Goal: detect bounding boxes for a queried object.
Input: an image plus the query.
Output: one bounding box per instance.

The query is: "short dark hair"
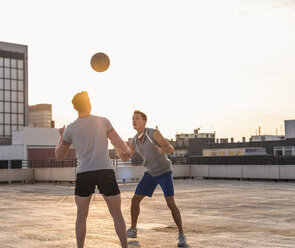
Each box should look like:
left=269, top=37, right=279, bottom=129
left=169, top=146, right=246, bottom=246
left=133, top=110, right=147, bottom=121
left=72, top=91, right=90, bottom=112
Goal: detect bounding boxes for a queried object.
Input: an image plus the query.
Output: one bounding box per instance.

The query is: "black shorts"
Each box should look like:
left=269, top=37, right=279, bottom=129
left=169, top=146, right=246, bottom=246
left=75, top=169, right=120, bottom=197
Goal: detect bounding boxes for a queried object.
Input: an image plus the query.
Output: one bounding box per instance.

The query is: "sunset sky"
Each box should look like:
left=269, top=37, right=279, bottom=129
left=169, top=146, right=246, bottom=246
left=1, top=0, right=295, bottom=141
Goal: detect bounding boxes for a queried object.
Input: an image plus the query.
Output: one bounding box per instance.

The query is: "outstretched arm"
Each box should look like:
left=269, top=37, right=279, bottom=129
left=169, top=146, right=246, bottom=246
left=153, top=130, right=174, bottom=154
left=115, top=142, right=136, bottom=162
left=108, top=129, right=131, bottom=158
left=55, top=126, right=71, bottom=160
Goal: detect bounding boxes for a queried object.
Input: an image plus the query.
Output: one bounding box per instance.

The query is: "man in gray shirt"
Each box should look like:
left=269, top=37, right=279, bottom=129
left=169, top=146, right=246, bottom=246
left=116, top=110, right=188, bottom=247
left=55, top=91, right=130, bottom=248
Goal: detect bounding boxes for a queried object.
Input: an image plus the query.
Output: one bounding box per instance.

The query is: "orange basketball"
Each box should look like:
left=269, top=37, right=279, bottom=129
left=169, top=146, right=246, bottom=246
left=90, top=52, right=110, bottom=72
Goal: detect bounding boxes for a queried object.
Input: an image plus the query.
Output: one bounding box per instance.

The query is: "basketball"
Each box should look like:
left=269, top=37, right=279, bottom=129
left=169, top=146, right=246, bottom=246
left=90, top=52, right=110, bottom=72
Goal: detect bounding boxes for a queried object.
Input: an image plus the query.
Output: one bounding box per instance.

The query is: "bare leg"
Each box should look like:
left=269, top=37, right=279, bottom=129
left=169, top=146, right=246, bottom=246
left=103, top=194, right=128, bottom=248
left=165, top=196, right=184, bottom=234
left=131, top=194, right=145, bottom=229
left=75, top=194, right=92, bottom=248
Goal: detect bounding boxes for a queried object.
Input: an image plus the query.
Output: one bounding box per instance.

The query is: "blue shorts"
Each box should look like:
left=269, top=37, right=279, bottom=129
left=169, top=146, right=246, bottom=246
left=135, top=171, right=174, bottom=197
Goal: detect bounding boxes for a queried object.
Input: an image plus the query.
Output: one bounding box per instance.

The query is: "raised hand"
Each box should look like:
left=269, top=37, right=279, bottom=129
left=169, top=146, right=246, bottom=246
left=153, top=145, right=162, bottom=154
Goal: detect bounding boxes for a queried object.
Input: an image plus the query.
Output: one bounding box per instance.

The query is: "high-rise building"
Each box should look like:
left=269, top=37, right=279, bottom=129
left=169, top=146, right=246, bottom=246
left=0, top=41, right=28, bottom=145
left=29, top=104, right=55, bottom=128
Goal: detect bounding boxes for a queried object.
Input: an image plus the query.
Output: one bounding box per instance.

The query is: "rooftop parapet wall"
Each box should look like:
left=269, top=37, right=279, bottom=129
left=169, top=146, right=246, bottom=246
left=12, top=127, right=59, bottom=145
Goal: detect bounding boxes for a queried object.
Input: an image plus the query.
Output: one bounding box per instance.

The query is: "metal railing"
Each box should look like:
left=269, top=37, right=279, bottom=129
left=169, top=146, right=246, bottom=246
left=32, top=159, right=78, bottom=168
left=189, top=155, right=295, bottom=165
left=1, top=155, right=295, bottom=170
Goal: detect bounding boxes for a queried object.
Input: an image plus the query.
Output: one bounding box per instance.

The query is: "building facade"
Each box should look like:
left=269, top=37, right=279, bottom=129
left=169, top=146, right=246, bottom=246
left=249, top=135, right=284, bottom=142
left=0, top=41, right=28, bottom=145
left=171, top=129, right=215, bottom=157
left=202, top=147, right=267, bottom=156
left=0, top=127, right=76, bottom=168
left=29, top=104, right=54, bottom=128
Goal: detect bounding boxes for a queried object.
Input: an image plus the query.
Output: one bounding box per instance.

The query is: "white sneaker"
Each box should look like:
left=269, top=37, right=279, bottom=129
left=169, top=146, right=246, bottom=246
left=178, top=234, right=188, bottom=247
left=127, top=227, right=137, bottom=238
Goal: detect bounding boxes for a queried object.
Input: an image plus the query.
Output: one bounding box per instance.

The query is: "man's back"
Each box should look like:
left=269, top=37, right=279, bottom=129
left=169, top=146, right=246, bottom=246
left=63, top=115, right=114, bottom=173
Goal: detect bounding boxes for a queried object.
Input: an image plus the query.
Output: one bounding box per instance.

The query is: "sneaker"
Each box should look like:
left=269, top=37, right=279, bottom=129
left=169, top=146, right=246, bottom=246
left=127, top=227, right=137, bottom=238
left=178, top=234, right=188, bottom=247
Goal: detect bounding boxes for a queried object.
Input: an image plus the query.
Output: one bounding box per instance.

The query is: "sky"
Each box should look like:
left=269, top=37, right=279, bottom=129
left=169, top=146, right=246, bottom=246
left=1, top=0, right=295, bottom=142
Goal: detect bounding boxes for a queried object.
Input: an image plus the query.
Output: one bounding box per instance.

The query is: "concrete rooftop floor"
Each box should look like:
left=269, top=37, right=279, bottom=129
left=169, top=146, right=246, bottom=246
left=1, top=179, right=295, bottom=247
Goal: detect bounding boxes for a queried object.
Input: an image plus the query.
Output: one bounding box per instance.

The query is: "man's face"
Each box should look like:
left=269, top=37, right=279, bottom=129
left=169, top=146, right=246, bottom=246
left=132, top=114, right=146, bottom=130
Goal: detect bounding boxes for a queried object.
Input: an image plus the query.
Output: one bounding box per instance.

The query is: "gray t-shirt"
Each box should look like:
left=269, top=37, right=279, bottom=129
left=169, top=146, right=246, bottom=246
left=63, top=115, right=114, bottom=174
left=131, top=128, right=172, bottom=177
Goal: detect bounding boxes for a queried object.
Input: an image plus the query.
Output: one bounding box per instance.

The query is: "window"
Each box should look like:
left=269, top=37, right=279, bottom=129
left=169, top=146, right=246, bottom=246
left=4, top=68, right=10, bottom=78
left=12, top=103, right=17, bottom=113
left=4, top=58, right=10, bottom=67
left=18, top=80, right=23, bottom=91
left=18, top=103, right=24, bottom=113
left=11, top=59, right=17, bottom=68
left=237, top=150, right=244, bottom=156
left=11, top=69, right=17, bottom=79
left=11, top=80, right=17, bottom=90
left=18, top=114, right=24, bottom=125
left=275, top=150, right=283, bottom=156
left=12, top=114, right=17, bottom=124
left=5, top=79, right=10, bottom=90
left=246, top=148, right=257, bottom=153
left=4, top=90, right=10, bottom=101
left=5, top=113, right=10, bottom=124
left=228, top=152, right=235, bottom=156
left=11, top=91, right=17, bottom=101
left=17, top=60, right=23, bottom=69
left=18, top=69, right=23, bottom=80
left=0, top=53, right=26, bottom=138
left=18, top=92, right=24, bottom=102
left=285, top=150, right=293, bottom=156
left=5, top=102, right=10, bottom=112
left=4, top=125, right=10, bottom=136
